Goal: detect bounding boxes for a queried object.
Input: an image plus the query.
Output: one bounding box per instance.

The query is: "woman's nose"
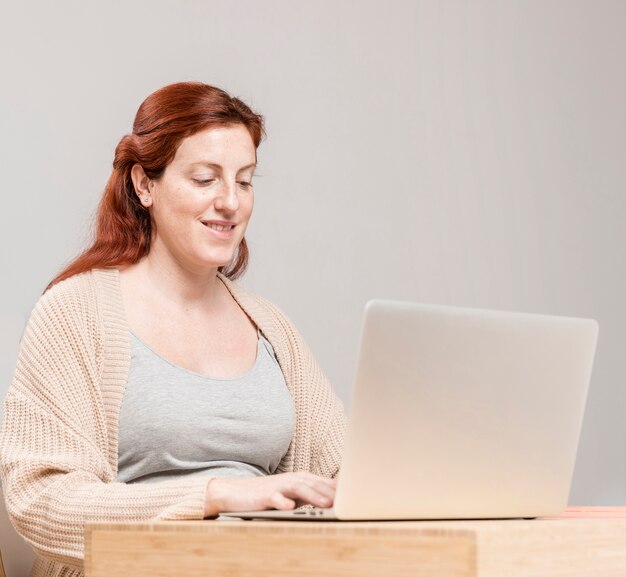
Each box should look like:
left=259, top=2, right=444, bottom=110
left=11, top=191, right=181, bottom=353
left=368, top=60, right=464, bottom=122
left=214, top=181, right=239, bottom=212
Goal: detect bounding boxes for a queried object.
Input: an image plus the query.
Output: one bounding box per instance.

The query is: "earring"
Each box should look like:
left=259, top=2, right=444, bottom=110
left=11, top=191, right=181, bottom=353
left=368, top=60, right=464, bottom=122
left=142, top=197, right=151, bottom=205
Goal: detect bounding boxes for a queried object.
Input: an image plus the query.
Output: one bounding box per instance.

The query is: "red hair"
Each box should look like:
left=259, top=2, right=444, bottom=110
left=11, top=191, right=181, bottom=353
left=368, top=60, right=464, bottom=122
left=47, top=82, right=265, bottom=291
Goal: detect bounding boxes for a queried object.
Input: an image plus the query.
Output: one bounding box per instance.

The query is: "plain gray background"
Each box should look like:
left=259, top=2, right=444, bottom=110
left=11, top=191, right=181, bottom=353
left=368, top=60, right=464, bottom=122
left=0, top=0, right=624, bottom=505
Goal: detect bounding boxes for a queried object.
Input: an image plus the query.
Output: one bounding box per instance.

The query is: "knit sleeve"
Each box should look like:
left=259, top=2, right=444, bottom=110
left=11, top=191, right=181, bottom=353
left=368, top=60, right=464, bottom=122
left=285, top=322, right=347, bottom=479
left=0, top=276, right=208, bottom=571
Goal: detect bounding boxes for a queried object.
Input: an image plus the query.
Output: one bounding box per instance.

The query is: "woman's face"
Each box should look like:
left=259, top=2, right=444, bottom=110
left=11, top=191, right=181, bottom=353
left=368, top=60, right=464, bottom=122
left=147, top=124, right=256, bottom=273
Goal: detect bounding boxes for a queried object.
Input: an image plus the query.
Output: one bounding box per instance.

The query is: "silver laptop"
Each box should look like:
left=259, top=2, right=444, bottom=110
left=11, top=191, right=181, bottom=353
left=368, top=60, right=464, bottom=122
left=223, top=300, right=599, bottom=521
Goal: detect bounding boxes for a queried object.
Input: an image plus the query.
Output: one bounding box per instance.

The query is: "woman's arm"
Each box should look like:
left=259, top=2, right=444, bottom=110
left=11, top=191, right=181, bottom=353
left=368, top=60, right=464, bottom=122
left=1, top=390, right=209, bottom=569
left=0, top=279, right=208, bottom=570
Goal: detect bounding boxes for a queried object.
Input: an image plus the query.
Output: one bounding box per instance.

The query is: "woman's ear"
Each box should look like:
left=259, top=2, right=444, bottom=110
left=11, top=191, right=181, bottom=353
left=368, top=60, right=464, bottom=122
left=130, top=164, right=153, bottom=207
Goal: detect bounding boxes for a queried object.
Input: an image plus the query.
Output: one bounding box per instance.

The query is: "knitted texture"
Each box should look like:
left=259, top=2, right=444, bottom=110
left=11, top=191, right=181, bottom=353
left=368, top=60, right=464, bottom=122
left=0, top=269, right=346, bottom=577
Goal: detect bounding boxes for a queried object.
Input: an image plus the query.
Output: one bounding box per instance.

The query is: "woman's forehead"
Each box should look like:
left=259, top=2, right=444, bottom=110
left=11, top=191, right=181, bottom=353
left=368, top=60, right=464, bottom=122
left=174, top=125, right=256, bottom=165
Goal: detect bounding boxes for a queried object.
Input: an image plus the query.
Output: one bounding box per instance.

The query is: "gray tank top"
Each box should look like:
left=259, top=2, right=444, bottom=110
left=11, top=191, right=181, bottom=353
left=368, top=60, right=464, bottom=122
left=117, top=332, right=296, bottom=484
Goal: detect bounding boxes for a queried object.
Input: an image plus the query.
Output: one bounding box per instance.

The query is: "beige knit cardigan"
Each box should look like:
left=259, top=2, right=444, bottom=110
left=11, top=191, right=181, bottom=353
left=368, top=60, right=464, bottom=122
left=0, top=269, right=346, bottom=577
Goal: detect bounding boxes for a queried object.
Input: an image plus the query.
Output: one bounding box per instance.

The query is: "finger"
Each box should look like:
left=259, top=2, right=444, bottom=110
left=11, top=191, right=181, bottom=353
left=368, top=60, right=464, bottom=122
left=295, top=476, right=336, bottom=502
left=309, top=480, right=336, bottom=503
left=299, top=473, right=338, bottom=489
left=286, top=480, right=334, bottom=508
left=270, top=491, right=296, bottom=511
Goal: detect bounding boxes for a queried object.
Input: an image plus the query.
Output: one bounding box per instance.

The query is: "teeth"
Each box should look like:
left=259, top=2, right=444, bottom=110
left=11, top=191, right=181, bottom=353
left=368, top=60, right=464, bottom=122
left=206, top=223, right=234, bottom=231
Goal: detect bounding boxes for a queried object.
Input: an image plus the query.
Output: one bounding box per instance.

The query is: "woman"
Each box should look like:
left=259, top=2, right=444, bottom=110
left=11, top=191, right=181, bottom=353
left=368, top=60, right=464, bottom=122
left=0, top=82, right=346, bottom=577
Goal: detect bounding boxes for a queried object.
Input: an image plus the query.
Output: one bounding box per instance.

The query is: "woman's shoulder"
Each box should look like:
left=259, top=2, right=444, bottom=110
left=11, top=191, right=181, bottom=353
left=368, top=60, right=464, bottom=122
left=38, top=269, right=102, bottom=312
left=43, top=268, right=97, bottom=297
left=29, top=268, right=119, bottom=336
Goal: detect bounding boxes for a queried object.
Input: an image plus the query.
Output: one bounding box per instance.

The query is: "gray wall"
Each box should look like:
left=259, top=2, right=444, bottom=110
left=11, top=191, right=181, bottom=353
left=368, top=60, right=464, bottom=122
left=1, top=0, right=624, bottom=504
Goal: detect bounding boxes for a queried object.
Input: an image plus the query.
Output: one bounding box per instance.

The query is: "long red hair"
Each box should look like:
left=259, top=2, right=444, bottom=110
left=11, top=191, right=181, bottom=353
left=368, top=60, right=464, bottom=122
left=47, top=82, right=264, bottom=291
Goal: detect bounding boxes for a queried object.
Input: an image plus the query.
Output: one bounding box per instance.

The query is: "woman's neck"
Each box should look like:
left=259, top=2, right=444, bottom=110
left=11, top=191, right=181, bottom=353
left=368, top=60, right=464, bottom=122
left=131, top=252, right=223, bottom=311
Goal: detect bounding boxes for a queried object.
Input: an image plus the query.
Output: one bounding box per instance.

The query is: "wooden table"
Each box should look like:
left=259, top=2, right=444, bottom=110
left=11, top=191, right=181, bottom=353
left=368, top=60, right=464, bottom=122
left=84, top=507, right=626, bottom=577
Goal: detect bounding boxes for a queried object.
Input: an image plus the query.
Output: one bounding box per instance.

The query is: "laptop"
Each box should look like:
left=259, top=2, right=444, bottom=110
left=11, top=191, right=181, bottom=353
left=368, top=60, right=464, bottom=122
left=223, top=300, right=599, bottom=521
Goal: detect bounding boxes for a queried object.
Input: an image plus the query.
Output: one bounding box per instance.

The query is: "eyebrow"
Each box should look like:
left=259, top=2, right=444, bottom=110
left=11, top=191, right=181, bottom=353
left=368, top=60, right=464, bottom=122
left=189, top=162, right=257, bottom=172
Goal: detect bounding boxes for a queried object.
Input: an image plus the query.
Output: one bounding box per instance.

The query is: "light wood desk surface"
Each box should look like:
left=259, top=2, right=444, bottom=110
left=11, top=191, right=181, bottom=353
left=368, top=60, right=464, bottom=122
left=85, top=507, right=626, bottom=577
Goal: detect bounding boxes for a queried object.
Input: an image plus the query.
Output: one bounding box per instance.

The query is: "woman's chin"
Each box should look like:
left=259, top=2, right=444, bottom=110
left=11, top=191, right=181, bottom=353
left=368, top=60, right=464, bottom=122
left=197, top=252, right=237, bottom=271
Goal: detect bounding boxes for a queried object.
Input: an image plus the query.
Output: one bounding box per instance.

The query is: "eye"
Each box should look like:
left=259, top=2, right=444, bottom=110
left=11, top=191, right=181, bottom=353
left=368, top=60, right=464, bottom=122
left=238, top=181, right=253, bottom=189
left=192, top=178, right=216, bottom=186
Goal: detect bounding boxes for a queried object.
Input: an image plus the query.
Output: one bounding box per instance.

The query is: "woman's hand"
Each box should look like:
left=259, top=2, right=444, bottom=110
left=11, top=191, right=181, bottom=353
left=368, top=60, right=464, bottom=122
left=203, top=472, right=336, bottom=517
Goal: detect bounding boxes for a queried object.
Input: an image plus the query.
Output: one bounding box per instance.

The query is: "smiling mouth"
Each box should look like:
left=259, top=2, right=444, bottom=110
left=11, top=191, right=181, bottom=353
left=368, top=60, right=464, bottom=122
left=202, top=222, right=236, bottom=231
